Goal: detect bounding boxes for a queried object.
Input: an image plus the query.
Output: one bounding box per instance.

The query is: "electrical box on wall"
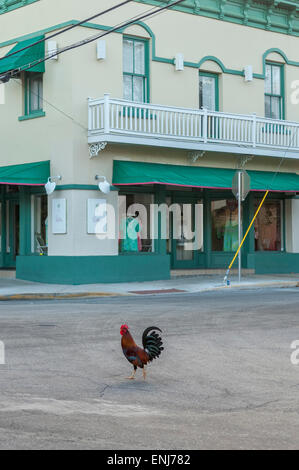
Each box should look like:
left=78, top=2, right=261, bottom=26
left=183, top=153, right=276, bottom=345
left=244, top=65, right=253, bottom=82
left=97, top=40, right=106, bottom=60
left=48, top=41, right=58, bottom=60
left=175, top=53, right=184, bottom=71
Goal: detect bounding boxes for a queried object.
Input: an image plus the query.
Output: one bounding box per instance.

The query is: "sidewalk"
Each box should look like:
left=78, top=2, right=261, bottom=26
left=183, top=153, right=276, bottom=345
left=0, top=272, right=297, bottom=300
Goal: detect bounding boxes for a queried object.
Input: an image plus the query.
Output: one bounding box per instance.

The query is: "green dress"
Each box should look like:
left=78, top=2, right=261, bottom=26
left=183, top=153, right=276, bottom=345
left=120, top=217, right=140, bottom=252
left=223, top=218, right=239, bottom=252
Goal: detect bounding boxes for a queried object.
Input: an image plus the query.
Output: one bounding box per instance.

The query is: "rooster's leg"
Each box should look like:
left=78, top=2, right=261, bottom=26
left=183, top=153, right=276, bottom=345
left=142, top=365, right=147, bottom=380
left=127, top=366, right=137, bottom=380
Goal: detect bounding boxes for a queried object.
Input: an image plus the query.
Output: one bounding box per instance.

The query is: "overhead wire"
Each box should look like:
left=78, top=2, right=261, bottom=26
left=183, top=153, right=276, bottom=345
left=0, top=0, right=133, bottom=62
left=3, top=0, right=185, bottom=130
left=0, top=0, right=186, bottom=81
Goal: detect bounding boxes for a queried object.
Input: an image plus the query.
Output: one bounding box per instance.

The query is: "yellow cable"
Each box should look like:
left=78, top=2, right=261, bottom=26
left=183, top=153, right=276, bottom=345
left=228, top=190, right=269, bottom=271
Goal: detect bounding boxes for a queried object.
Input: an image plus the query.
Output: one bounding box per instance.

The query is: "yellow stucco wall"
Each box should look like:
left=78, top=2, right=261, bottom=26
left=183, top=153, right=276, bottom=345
left=0, top=0, right=298, bottom=256
left=0, top=0, right=299, bottom=183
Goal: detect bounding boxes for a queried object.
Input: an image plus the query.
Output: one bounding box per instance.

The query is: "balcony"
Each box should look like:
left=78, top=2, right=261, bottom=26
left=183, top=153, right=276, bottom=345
left=88, top=94, right=299, bottom=159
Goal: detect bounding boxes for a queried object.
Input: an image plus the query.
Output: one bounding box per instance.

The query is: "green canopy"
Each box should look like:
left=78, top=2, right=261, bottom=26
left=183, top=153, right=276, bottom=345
left=113, top=160, right=299, bottom=192
left=0, top=35, right=45, bottom=75
left=0, top=161, right=50, bottom=186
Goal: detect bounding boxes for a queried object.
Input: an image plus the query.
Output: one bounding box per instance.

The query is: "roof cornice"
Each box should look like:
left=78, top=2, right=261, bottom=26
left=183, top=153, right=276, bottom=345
left=134, top=0, right=299, bottom=36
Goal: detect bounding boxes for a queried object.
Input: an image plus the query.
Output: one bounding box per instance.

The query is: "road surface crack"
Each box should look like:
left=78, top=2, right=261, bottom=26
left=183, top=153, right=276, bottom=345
left=99, top=384, right=110, bottom=398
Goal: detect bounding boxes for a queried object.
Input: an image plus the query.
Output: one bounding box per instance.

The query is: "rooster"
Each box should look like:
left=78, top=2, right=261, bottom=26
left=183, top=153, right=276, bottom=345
left=120, top=324, right=164, bottom=380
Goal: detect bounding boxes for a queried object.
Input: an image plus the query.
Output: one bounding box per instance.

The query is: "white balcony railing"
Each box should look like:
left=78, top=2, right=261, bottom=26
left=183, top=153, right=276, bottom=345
left=88, top=95, right=299, bottom=158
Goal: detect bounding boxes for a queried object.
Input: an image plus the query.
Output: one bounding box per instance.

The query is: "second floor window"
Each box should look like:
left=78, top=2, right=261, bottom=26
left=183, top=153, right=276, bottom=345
left=264, top=63, right=284, bottom=120
left=199, top=73, right=218, bottom=111
left=123, top=37, right=149, bottom=103
left=24, top=72, right=43, bottom=115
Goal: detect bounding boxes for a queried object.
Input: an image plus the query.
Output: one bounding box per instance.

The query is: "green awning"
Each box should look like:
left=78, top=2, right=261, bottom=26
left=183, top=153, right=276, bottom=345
left=0, top=161, right=50, bottom=186
left=0, top=35, right=45, bottom=75
left=113, top=160, right=299, bottom=192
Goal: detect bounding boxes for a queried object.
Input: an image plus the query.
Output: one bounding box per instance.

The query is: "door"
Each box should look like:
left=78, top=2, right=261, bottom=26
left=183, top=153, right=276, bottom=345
left=4, top=200, right=20, bottom=268
left=169, top=196, right=204, bottom=269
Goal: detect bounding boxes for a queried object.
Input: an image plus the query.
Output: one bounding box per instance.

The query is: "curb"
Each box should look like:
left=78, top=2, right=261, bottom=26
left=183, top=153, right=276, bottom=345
left=0, top=292, right=128, bottom=301
left=0, top=281, right=297, bottom=300
left=192, top=280, right=299, bottom=294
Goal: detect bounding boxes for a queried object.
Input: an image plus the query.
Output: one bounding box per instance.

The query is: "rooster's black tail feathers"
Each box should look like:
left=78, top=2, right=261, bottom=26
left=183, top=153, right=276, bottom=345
left=142, top=326, right=164, bottom=361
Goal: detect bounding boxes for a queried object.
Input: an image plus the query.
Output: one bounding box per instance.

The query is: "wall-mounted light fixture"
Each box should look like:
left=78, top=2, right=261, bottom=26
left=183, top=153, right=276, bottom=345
left=48, top=41, right=58, bottom=60
left=244, top=65, right=253, bottom=82
left=95, top=175, right=111, bottom=194
left=97, top=40, right=106, bottom=60
left=175, top=53, right=184, bottom=71
left=45, top=175, right=62, bottom=195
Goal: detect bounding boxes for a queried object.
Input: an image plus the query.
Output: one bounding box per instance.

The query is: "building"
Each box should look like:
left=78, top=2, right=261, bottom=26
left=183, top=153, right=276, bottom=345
left=0, top=0, right=298, bottom=284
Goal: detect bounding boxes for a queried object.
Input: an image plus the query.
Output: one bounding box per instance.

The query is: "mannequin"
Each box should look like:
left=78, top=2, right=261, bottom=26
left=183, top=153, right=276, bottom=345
left=119, top=211, right=141, bottom=252
left=223, top=200, right=239, bottom=252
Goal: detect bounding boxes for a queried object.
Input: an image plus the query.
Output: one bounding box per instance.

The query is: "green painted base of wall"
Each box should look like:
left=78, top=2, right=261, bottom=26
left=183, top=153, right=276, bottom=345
left=247, top=253, right=299, bottom=274
left=16, top=252, right=299, bottom=283
left=203, top=252, right=299, bottom=273
left=16, top=254, right=171, bottom=285
left=209, top=252, right=247, bottom=269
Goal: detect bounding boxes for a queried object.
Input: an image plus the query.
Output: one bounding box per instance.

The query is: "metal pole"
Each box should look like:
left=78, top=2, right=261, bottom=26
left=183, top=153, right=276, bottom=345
left=238, top=171, right=242, bottom=282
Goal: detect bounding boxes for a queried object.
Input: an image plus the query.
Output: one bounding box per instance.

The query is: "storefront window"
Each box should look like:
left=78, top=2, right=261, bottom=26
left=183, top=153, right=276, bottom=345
left=119, top=193, right=154, bottom=253
left=211, top=199, right=239, bottom=252
left=164, top=198, right=204, bottom=258
left=175, top=201, right=204, bottom=260
left=175, top=202, right=194, bottom=261
left=32, top=195, right=48, bottom=254
left=254, top=199, right=282, bottom=251
left=165, top=196, right=172, bottom=255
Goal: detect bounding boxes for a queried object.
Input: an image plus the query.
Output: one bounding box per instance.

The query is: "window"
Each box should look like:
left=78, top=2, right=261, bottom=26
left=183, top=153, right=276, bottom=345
left=254, top=199, right=283, bottom=252
left=31, top=195, right=48, bottom=254
left=199, top=72, right=218, bottom=111
left=123, top=37, right=149, bottom=102
left=264, top=63, right=284, bottom=120
left=211, top=199, right=240, bottom=252
left=119, top=193, right=154, bottom=253
left=24, top=72, right=43, bottom=116
left=174, top=201, right=204, bottom=261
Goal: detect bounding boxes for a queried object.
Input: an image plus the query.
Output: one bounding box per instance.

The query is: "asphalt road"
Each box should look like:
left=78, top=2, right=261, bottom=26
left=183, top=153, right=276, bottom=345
left=0, top=287, right=299, bottom=450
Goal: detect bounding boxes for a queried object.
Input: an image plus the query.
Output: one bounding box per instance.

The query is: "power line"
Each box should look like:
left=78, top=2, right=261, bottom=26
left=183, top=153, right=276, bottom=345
left=31, top=0, right=186, bottom=68
left=4, top=1, right=185, bottom=129
left=12, top=78, right=88, bottom=131
left=0, top=0, right=186, bottom=81
left=0, top=0, right=133, bottom=62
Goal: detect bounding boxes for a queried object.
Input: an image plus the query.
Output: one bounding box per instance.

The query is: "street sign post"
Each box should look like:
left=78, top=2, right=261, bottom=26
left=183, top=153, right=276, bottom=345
left=232, top=170, right=250, bottom=202
left=232, top=170, right=250, bottom=282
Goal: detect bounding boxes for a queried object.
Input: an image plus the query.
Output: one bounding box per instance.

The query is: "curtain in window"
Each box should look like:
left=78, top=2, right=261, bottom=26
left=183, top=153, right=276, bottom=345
left=199, top=75, right=216, bottom=111
left=123, top=38, right=147, bottom=102
left=26, top=73, right=43, bottom=114
left=264, top=63, right=283, bottom=120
